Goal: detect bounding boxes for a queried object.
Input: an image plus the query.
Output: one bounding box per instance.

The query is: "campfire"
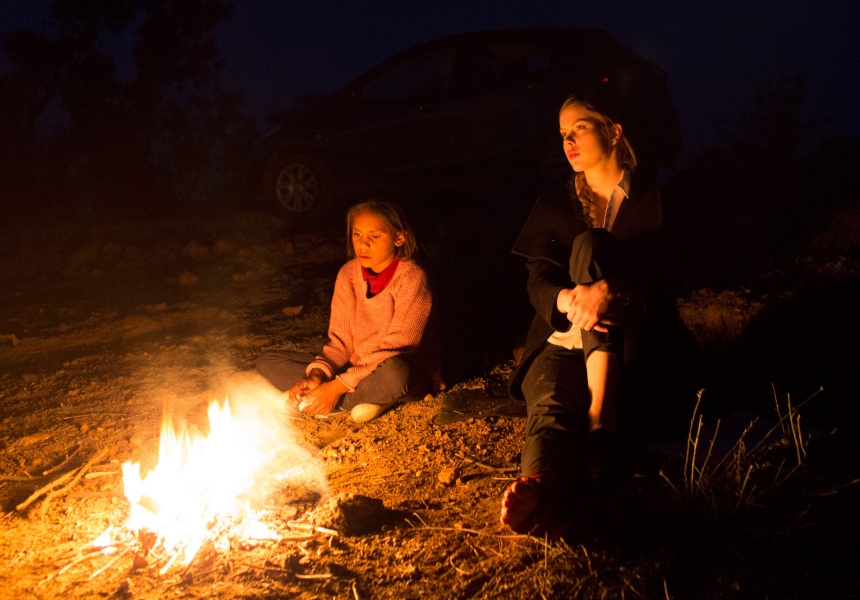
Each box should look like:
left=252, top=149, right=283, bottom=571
left=48, top=379, right=330, bottom=581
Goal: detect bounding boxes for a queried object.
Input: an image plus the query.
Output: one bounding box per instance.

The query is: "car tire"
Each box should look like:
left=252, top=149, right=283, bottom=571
left=265, top=154, right=330, bottom=217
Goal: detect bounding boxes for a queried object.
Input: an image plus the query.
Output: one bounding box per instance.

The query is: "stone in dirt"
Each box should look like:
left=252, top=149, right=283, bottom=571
left=438, top=466, right=458, bottom=485
left=312, top=493, right=389, bottom=536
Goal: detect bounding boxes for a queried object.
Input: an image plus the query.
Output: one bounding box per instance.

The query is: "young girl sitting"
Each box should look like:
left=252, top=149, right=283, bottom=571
left=256, top=200, right=444, bottom=423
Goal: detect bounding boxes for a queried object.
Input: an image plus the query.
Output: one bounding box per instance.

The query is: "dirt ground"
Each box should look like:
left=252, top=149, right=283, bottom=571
left=1, top=208, right=860, bottom=599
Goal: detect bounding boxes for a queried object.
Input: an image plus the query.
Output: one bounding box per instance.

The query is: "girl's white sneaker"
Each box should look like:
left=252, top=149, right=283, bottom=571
left=350, top=403, right=389, bottom=424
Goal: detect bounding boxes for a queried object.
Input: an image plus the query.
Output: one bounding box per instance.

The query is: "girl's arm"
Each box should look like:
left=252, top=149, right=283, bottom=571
left=525, top=257, right=572, bottom=333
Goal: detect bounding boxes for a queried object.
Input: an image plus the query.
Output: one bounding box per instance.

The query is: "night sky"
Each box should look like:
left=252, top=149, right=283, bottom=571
left=2, top=0, right=858, bottom=166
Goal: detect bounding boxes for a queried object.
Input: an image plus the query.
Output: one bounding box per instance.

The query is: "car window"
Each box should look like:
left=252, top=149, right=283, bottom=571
left=361, top=50, right=456, bottom=104
left=452, top=42, right=555, bottom=92
left=489, top=43, right=552, bottom=85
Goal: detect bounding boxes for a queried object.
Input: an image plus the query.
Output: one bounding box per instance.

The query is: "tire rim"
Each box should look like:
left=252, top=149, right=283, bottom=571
left=276, top=163, right=318, bottom=212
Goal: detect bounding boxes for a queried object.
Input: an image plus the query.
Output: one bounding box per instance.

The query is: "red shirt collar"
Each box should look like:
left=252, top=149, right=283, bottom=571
left=361, top=258, right=399, bottom=296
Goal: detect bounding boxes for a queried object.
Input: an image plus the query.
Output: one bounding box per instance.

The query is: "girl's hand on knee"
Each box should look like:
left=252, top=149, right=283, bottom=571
left=568, top=280, right=615, bottom=332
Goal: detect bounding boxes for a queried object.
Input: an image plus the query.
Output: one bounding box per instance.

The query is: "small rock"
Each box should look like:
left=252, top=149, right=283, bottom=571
left=312, top=493, right=389, bottom=536
left=437, top=467, right=458, bottom=485
left=19, top=432, right=50, bottom=446
left=282, top=305, right=304, bottom=317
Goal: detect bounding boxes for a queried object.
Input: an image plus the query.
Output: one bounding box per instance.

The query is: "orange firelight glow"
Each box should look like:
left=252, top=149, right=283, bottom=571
left=97, top=379, right=327, bottom=574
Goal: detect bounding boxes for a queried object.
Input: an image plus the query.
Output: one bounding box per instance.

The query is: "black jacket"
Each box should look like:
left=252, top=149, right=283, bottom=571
left=508, top=177, right=664, bottom=400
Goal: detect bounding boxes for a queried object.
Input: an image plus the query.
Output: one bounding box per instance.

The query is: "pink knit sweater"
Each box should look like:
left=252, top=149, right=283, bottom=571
left=308, top=258, right=438, bottom=391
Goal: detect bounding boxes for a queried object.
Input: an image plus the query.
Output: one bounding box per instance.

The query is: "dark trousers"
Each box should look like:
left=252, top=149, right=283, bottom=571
left=521, top=343, right=590, bottom=480
left=520, top=229, right=627, bottom=487
left=255, top=350, right=430, bottom=411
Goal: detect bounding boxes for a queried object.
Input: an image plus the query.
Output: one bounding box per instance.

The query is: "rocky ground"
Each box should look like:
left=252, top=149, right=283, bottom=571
left=1, top=205, right=859, bottom=599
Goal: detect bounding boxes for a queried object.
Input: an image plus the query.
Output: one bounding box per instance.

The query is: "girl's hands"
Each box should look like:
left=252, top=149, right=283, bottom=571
left=300, top=378, right=349, bottom=416
left=287, top=370, right=325, bottom=409
left=288, top=369, right=348, bottom=416
left=557, top=281, right=615, bottom=333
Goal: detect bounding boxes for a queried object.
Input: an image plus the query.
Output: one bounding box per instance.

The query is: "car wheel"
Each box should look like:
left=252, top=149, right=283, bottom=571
left=266, top=154, right=329, bottom=216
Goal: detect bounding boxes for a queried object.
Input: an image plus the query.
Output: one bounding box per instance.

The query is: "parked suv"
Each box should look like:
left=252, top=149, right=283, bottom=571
left=248, top=28, right=680, bottom=219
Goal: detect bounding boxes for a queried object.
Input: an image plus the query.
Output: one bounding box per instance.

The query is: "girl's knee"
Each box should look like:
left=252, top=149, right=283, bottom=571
left=376, top=356, right=411, bottom=386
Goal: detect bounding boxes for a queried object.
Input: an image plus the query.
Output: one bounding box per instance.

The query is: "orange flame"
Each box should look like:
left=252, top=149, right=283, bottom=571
left=102, top=379, right=327, bottom=573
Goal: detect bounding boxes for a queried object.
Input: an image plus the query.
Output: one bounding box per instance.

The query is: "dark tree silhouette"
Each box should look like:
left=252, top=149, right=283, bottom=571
left=664, top=73, right=860, bottom=291
left=0, top=0, right=254, bottom=222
